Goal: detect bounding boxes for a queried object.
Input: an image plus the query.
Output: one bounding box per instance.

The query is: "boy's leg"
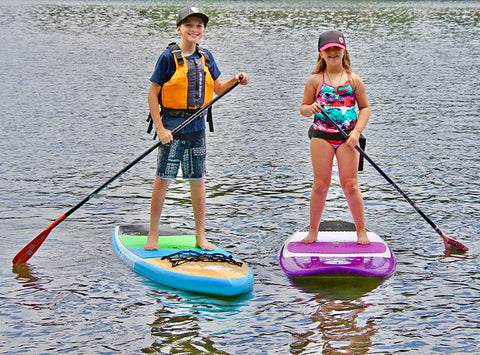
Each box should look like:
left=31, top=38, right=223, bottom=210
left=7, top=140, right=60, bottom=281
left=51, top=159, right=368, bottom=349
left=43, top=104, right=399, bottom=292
left=145, top=140, right=180, bottom=250
left=337, top=144, right=370, bottom=244
left=145, top=177, right=171, bottom=250
left=182, top=134, right=213, bottom=250
left=189, top=178, right=214, bottom=250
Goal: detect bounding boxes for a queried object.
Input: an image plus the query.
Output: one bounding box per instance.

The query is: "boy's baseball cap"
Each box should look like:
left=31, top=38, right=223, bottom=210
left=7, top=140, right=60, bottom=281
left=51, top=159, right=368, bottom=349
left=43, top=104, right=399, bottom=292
left=176, top=5, right=209, bottom=26
left=318, top=30, right=346, bottom=52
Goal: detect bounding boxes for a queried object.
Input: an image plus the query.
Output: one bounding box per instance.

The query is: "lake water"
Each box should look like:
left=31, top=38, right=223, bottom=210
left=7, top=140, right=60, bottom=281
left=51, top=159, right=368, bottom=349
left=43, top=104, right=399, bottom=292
left=1, top=0, right=479, bottom=353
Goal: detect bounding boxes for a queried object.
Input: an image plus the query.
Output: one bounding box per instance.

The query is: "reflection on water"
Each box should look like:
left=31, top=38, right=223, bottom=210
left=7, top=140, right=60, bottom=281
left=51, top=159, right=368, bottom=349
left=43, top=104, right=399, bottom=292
left=12, top=263, right=43, bottom=286
left=11, top=264, right=53, bottom=311
left=146, top=309, right=218, bottom=353
left=290, top=276, right=385, bottom=301
left=1, top=0, right=479, bottom=354
left=294, top=299, right=375, bottom=354
left=140, top=288, right=255, bottom=353
left=287, top=276, right=383, bottom=354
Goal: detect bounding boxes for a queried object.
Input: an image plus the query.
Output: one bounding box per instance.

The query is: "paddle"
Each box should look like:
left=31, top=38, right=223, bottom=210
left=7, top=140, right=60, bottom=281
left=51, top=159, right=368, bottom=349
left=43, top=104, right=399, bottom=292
left=12, top=78, right=242, bottom=265
left=319, top=106, right=468, bottom=252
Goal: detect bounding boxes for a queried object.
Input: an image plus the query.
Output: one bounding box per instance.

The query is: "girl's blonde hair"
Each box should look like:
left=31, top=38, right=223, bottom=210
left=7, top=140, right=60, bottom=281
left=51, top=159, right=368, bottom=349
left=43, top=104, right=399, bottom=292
left=312, top=49, right=352, bottom=74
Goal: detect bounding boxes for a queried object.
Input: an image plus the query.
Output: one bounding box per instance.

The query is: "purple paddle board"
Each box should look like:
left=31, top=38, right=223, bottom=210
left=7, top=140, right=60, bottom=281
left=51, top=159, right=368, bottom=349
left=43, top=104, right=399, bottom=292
left=279, top=221, right=396, bottom=277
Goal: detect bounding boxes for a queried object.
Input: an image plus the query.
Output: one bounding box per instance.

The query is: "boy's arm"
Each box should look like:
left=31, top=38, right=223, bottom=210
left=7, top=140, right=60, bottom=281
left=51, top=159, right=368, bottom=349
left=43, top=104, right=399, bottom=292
left=148, top=82, right=173, bottom=144
left=214, top=73, right=249, bottom=95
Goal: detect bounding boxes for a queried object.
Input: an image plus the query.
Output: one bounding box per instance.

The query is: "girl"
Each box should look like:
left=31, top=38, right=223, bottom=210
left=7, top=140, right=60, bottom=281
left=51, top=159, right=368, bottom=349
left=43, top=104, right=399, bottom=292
left=300, top=30, right=371, bottom=245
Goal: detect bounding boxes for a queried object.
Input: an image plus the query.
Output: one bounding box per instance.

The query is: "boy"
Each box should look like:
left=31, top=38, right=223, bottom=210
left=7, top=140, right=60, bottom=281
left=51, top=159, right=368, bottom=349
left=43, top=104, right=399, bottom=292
left=145, top=5, right=249, bottom=251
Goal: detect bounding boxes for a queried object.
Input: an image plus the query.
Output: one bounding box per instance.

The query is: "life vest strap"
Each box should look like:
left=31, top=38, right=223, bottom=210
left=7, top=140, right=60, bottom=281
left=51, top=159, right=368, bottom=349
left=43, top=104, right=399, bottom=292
left=168, top=43, right=184, bottom=65
left=206, top=106, right=213, bottom=132
left=162, top=108, right=198, bottom=118
left=167, top=43, right=210, bottom=66
left=146, top=113, right=157, bottom=139
left=163, top=107, right=214, bottom=133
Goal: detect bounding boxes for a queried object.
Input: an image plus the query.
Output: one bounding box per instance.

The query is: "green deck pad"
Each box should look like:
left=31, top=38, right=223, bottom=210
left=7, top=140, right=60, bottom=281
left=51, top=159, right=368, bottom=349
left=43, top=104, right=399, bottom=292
left=120, top=234, right=216, bottom=249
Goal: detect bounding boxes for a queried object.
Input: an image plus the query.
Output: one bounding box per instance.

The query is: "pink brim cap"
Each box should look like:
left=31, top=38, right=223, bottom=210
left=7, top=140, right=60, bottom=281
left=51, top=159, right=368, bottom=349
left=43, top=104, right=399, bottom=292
left=319, top=43, right=346, bottom=52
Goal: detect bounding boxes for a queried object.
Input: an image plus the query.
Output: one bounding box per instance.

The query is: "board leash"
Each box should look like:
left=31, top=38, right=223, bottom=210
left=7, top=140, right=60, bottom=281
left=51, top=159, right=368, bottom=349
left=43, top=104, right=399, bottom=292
left=161, top=250, right=243, bottom=268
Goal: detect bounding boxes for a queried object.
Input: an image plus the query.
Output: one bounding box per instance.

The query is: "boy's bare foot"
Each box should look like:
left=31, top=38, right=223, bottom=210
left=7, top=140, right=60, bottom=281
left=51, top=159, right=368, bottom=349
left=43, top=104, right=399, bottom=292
left=301, top=231, right=318, bottom=244
left=357, top=229, right=370, bottom=245
left=196, top=236, right=215, bottom=251
left=144, top=233, right=159, bottom=250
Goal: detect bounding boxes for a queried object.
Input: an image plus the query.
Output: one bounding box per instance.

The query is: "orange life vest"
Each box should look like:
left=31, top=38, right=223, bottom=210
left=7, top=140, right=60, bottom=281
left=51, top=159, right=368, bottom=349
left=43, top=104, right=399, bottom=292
left=160, top=43, right=215, bottom=110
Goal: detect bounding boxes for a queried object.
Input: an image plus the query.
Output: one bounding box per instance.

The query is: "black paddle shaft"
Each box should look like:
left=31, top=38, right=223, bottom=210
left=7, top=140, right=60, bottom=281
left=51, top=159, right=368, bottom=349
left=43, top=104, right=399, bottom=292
left=63, top=78, right=242, bottom=219
left=319, top=107, right=445, bottom=237
left=12, top=78, right=243, bottom=264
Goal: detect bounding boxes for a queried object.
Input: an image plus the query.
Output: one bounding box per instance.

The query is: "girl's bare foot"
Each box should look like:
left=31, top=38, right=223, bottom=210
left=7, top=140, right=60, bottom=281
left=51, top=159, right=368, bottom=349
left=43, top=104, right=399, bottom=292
left=144, top=234, right=159, bottom=250
left=301, top=231, right=318, bottom=244
left=196, top=236, right=215, bottom=251
left=357, top=229, right=370, bottom=245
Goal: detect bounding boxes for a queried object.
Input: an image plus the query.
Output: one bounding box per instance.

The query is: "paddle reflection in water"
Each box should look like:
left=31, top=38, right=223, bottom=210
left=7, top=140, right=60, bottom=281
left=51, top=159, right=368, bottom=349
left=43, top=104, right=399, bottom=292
left=12, top=264, right=45, bottom=289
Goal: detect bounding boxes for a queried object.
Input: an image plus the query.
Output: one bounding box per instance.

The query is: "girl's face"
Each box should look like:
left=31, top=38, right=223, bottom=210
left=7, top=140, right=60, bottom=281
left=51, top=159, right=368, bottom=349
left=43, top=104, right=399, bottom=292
left=320, top=46, right=345, bottom=66
left=177, top=17, right=206, bottom=44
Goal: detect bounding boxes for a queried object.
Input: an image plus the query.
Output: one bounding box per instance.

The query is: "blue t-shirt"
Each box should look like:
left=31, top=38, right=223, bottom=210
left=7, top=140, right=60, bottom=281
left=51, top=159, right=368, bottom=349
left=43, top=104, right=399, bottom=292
left=150, top=47, right=221, bottom=134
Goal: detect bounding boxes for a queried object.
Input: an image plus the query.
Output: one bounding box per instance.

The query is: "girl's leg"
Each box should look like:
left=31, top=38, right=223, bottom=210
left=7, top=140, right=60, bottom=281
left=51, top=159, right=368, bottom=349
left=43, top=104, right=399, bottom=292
left=336, top=144, right=370, bottom=244
left=145, top=177, right=171, bottom=250
left=189, top=178, right=214, bottom=250
left=302, top=138, right=335, bottom=243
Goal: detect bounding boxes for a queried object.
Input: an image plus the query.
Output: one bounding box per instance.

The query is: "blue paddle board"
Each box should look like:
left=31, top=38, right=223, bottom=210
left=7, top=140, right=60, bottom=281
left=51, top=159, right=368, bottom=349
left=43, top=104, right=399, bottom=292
left=112, top=224, right=254, bottom=296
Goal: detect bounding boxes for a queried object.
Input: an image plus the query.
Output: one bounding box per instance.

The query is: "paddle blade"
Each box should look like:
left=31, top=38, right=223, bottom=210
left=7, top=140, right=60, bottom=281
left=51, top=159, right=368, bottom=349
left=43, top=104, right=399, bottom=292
left=12, top=215, right=66, bottom=265
left=441, top=233, right=468, bottom=252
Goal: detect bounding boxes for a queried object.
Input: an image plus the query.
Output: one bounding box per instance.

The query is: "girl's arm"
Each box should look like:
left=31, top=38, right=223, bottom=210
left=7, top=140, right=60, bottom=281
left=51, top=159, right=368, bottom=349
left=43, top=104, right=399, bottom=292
left=347, top=73, right=371, bottom=147
left=300, top=75, right=322, bottom=117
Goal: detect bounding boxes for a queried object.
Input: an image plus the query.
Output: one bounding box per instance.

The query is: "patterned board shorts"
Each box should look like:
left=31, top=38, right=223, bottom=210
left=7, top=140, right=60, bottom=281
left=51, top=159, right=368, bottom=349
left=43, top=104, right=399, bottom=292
left=156, top=135, right=207, bottom=180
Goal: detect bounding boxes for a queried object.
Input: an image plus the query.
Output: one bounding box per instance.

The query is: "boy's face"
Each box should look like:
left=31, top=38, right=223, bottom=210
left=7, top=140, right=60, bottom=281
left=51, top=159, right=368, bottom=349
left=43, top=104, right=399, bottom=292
left=177, top=17, right=206, bottom=43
